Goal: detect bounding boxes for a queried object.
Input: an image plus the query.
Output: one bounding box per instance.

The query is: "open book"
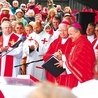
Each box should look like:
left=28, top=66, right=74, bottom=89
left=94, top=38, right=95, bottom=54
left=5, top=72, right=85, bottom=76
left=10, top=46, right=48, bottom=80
left=42, top=56, right=65, bottom=77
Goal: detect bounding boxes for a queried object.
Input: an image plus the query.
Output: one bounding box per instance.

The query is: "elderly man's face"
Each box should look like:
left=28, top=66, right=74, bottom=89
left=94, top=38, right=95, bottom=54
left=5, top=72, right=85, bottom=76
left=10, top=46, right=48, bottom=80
left=68, top=27, right=79, bottom=42
left=58, top=24, right=69, bottom=39
left=2, top=23, right=12, bottom=35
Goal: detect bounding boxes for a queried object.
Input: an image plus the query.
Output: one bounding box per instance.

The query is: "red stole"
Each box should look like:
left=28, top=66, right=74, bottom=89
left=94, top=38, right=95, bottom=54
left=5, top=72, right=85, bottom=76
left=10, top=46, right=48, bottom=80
left=92, top=38, right=98, bottom=49
left=0, top=34, right=19, bottom=76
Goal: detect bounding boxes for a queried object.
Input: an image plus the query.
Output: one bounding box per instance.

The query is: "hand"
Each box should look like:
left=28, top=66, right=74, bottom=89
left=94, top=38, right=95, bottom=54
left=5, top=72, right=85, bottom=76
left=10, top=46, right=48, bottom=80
left=0, top=46, right=9, bottom=52
left=20, top=65, right=26, bottom=75
left=54, top=60, right=63, bottom=68
left=53, top=49, right=62, bottom=60
left=21, top=57, right=27, bottom=74
left=29, top=45, right=35, bottom=50
left=35, top=40, right=39, bottom=48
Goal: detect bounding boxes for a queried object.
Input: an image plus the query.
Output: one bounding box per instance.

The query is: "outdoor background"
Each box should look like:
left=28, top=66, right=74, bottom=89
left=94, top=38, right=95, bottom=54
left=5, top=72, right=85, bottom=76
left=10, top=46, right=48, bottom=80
left=7, top=0, right=84, bottom=11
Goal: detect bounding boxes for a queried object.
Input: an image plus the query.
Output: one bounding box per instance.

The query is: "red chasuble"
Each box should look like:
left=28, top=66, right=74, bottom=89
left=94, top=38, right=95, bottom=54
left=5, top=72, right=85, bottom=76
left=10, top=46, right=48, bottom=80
left=44, top=35, right=95, bottom=89
left=43, top=37, right=77, bottom=88
left=66, top=35, right=95, bottom=85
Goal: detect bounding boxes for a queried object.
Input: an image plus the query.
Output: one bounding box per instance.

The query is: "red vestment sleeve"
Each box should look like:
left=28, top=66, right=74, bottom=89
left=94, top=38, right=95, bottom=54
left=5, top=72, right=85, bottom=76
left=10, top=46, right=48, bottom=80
left=43, top=38, right=61, bottom=61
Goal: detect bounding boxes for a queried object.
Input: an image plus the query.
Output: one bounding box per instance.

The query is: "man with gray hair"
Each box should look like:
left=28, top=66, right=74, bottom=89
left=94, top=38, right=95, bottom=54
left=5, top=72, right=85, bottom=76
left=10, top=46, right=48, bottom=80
left=0, top=20, right=23, bottom=77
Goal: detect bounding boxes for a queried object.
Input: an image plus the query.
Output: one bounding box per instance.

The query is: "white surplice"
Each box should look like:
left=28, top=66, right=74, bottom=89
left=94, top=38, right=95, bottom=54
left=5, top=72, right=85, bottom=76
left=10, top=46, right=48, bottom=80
left=23, top=31, right=52, bottom=81
left=0, top=33, right=23, bottom=77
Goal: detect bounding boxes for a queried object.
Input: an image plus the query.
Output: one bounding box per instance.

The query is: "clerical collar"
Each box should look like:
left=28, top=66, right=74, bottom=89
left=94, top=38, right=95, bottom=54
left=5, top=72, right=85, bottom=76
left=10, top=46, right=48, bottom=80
left=3, top=32, right=12, bottom=37
left=15, top=33, right=23, bottom=37
left=87, top=34, right=94, bottom=43
left=61, top=37, right=68, bottom=44
left=36, top=29, right=43, bottom=34
left=3, top=33, right=12, bottom=46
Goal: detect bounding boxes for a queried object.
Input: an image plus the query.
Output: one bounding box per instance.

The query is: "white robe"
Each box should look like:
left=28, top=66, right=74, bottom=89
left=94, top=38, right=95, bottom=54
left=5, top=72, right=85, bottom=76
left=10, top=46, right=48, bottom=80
left=23, top=31, right=52, bottom=81
left=0, top=33, right=23, bottom=77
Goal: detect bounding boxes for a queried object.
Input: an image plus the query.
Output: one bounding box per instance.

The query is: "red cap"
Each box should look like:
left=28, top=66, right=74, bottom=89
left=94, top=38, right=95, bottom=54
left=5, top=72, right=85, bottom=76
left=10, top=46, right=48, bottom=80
left=71, top=22, right=82, bottom=30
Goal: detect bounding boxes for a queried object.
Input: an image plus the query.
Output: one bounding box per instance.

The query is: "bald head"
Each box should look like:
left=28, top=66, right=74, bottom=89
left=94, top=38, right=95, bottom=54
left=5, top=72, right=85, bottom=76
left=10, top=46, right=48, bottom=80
left=62, top=16, right=73, bottom=25
left=33, top=22, right=42, bottom=34
left=58, top=23, right=69, bottom=39
left=27, top=82, right=77, bottom=98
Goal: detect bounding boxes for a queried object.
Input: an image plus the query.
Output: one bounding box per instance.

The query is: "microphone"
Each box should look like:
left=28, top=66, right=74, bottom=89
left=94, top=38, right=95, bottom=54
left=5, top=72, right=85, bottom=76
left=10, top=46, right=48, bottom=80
left=12, top=36, right=26, bottom=48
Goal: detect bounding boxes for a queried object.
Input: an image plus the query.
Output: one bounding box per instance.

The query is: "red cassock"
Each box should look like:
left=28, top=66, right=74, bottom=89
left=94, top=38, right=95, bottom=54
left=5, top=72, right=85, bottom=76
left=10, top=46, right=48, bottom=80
left=43, top=35, right=96, bottom=89
left=66, top=35, right=95, bottom=88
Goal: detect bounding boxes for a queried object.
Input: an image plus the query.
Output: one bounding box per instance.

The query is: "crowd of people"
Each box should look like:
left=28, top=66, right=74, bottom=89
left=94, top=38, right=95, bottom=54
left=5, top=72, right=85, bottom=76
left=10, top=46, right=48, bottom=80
left=0, top=0, right=98, bottom=92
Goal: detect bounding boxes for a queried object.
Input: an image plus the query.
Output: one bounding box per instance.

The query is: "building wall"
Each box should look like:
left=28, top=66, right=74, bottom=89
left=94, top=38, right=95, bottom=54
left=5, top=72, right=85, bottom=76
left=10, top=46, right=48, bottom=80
left=69, top=0, right=84, bottom=11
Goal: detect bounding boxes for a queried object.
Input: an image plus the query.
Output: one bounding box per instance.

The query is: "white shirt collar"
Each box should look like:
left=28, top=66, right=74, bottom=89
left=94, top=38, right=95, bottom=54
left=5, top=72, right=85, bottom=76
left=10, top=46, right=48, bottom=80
left=3, top=33, right=12, bottom=46
left=61, top=37, right=68, bottom=44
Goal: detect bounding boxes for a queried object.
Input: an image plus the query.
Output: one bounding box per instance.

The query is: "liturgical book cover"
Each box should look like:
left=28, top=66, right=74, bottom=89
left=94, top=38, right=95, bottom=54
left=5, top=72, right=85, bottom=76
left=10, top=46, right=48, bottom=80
left=42, top=56, right=65, bottom=77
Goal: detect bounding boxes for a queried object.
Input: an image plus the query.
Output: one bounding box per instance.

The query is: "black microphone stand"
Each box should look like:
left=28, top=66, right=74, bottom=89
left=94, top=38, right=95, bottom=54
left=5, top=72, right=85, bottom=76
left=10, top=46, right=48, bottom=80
left=0, top=47, right=17, bottom=58
left=14, top=59, right=44, bottom=67
left=0, top=39, right=23, bottom=58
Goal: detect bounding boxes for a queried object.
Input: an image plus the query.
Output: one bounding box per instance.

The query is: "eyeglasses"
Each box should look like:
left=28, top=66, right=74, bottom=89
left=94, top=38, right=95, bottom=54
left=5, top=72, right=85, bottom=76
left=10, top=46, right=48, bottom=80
left=16, top=27, right=23, bottom=29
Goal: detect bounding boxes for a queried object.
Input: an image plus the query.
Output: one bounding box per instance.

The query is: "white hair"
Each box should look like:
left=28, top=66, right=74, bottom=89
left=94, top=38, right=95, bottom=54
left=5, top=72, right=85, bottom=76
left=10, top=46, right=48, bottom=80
left=1, top=21, right=12, bottom=28
left=26, top=9, right=35, bottom=16
left=12, top=0, right=19, bottom=4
